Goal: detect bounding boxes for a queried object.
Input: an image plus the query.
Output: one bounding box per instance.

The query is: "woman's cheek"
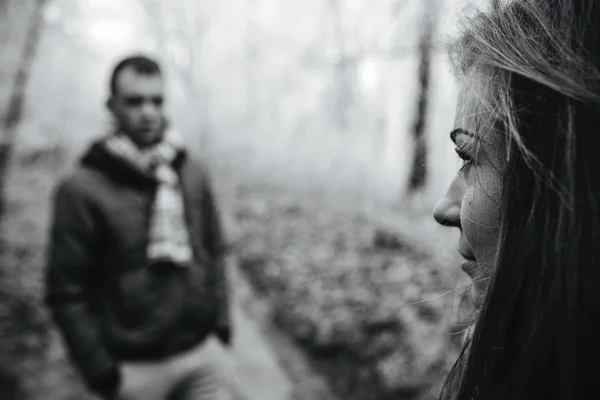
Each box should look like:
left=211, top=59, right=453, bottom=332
left=464, top=184, right=502, bottom=270
left=460, top=188, right=478, bottom=246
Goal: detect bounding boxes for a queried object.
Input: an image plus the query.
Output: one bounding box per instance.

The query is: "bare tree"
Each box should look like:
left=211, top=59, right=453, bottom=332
left=144, top=0, right=212, bottom=138
left=245, top=0, right=258, bottom=124
left=407, top=0, right=436, bottom=192
left=329, top=0, right=356, bottom=130
left=0, top=0, right=45, bottom=193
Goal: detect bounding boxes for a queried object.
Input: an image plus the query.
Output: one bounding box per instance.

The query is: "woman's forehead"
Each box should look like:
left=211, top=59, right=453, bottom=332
left=455, top=73, right=506, bottom=157
left=455, top=73, right=495, bottom=131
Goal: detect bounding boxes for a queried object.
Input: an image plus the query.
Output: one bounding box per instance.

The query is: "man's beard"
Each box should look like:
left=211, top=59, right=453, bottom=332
left=118, top=117, right=169, bottom=148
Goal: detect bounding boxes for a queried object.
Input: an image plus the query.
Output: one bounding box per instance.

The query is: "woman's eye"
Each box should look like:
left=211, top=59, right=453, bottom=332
left=455, top=147, right=474, bottom=173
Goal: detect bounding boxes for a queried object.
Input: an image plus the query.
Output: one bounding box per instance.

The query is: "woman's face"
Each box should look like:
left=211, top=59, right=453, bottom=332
left=433, top=77, right=505, bottom=304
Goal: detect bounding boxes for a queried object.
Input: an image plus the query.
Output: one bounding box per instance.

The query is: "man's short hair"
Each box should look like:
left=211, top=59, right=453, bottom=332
left=110, top=55, right=162, bottom=95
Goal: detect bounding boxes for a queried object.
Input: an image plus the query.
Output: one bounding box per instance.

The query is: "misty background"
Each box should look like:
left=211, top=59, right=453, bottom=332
left=0, top=0, right=490, bottom=399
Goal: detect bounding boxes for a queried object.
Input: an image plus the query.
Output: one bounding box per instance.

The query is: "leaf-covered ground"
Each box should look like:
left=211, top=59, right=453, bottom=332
left=224, top=179, right=471, bottom=400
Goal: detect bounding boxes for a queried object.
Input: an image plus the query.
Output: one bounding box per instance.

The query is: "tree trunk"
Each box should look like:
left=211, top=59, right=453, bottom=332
left=330, top=0, right=354, bottom=130
left=407, top=0, right=435, bottom=192
left=245, top=0, right=258, bottom=124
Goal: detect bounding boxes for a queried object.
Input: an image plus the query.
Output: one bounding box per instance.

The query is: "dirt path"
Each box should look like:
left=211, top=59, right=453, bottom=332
left=0, top=0, right=334, bottom=398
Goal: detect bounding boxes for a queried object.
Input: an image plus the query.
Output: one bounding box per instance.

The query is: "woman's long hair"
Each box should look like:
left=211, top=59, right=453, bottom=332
left=442, top=1, right=600, bottom=399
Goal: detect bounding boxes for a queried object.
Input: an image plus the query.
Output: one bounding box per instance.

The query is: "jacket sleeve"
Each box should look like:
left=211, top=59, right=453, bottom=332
left=45, top=179, right=120, bottom=399
left=201, top=173, right=231, bottom=331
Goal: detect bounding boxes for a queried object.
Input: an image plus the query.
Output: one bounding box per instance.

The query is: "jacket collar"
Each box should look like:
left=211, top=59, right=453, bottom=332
left=81, top=137, right=187, bottom=190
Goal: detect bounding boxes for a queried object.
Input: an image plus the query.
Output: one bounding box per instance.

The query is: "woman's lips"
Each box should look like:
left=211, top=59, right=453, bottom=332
left=461, top=258, right=478, bottom=276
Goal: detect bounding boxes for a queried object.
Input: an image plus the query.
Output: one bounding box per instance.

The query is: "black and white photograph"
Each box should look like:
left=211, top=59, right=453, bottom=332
left=0, top=0, right=597, bottom=399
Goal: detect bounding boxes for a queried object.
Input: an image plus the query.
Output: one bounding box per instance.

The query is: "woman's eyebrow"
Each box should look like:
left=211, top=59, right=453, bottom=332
left=450, top=128, right=476, bottom=143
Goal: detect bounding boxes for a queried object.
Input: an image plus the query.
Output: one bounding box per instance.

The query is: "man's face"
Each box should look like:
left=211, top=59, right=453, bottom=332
left=109, top=67, right=165, bottom=147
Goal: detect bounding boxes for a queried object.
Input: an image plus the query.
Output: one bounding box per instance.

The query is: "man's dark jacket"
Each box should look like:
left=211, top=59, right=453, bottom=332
left=45, top=140, right=231, bottom=399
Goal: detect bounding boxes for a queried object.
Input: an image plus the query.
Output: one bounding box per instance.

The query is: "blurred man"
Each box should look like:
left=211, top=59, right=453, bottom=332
left=45, top=55, right=232, bottom=400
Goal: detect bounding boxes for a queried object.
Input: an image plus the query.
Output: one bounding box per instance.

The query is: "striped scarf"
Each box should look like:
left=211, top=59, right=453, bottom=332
left=104, top=130, right=193, bottom=265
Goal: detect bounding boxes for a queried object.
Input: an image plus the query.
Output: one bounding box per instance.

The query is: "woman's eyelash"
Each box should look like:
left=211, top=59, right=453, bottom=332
left=455, top=147, right=472, bottom=162
left=455, top=147, right=474, bottom=173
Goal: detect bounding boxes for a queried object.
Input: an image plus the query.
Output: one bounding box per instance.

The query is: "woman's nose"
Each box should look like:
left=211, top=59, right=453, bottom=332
left=433, top=177, right=464, bottom=228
